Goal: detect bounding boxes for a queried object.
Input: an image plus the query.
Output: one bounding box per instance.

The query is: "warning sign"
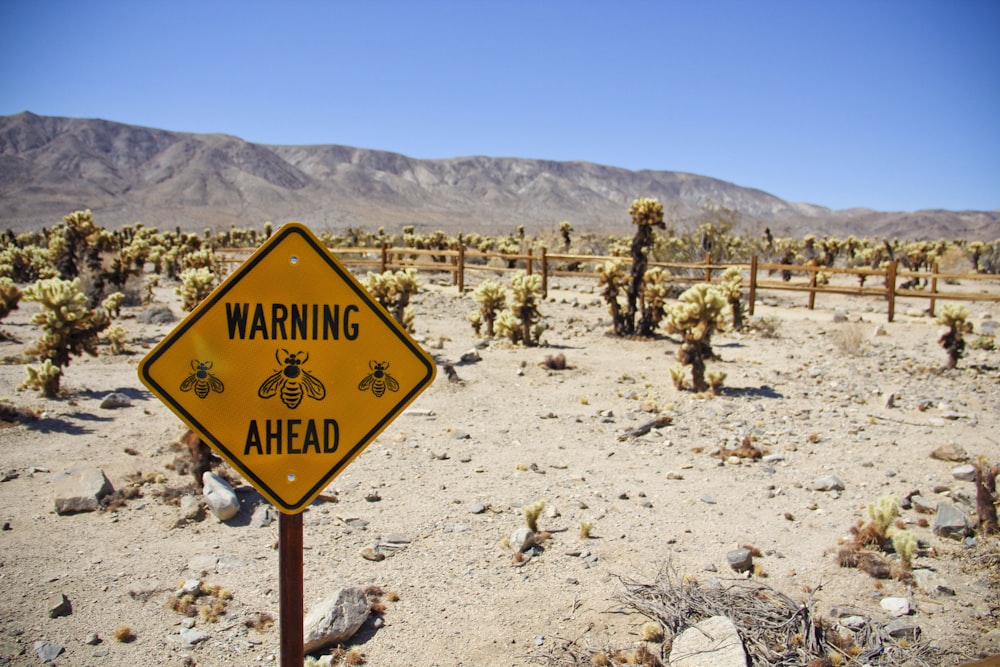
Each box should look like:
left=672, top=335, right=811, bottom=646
left=138, top=222, right=436, bottom=513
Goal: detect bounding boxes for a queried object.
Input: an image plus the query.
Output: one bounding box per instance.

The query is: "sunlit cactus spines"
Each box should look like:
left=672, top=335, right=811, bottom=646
left=21, top=277, right=112, bottom=396
left=664, top=283, right=729, bottom=392
left=177, top=267, right=218, bottom=312
left=509, top=271, right=544, bottom=346
left=623, top=198, right=666, bottom=336
left=637, top=267, right=669, bottom=336
left=472, top=279, right=506, bottom=337
left=0, top=277, right=21, bottom=321
left=597, top=260, right=628, bottom=333
left=936, top=303, right=970, bottom=369
left=628, top=197, right=665, bottom=227
left=364, top=268, right=422, bottom=331
left=0, top=244, right=58, bottom=282
left=718, top=266, right=745, bottom=331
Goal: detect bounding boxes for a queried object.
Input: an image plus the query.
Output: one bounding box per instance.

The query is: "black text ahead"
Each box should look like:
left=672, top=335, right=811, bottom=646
left=244, top=419, right=339, bottom=455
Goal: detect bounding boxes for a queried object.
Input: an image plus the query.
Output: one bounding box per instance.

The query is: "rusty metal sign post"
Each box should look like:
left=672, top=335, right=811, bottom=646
left=139, top=222, right=436, bottom=663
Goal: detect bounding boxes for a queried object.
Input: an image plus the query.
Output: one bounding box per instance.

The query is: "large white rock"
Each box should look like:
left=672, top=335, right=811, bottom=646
left=202, top=472, right=239, bottom=521
left=303, top=587, right=371, bottom=653
left=669, top=615, right=747, bottom=667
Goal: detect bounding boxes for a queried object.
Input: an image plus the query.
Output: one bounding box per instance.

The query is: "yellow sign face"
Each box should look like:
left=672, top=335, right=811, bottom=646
left=138, top=222, right=436, bottom=513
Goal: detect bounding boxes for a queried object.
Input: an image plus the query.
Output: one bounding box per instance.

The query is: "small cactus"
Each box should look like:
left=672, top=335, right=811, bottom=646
left=20, top=277, right=112, bottom=396
left=664, top=283, right=729, bottom=392
left=936, top=303, right=970, bottom=369
left=472, top=280, right=506, bottom=337
left=0, top=277, right=21, bottom=321
left=177, top=267, right=217, bottom=312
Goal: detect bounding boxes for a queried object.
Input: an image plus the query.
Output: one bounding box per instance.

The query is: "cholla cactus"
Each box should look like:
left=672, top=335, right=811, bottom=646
left=48, top=209, right=103, bottom=279
left=0, top=278, right=21, bottom=321
left=0, top=244, right=57, bottom=282
left=558, top=221, right=573, bottom=250
left=937, top=303, right=970, bottom=369
left=104, top=323, right=130, bottom=355
left=637, top=267, right=670, bottom=336
left=466, top=309, right=483, bottom=335
left=177, top=267, right=217, bottom=312
left=509, top=271, right=543, bottom=346
left=664, top=283, right=728, bottom=392
left=597, top=260, right=628, bottom=334
left=717, top=266, right=745, bottom=331
left=623, top=198, right=666, bottom=336
left=890, top=529, right=917, bottom=571
left=364, top=268, right=421, bottom=331
left=868, top=495, right=900, bottom=534
left=494, top=309, right=522, bottom=344
left=472, top=280, right=506, bottom=337
left=20, top=277, right=112, bottom=396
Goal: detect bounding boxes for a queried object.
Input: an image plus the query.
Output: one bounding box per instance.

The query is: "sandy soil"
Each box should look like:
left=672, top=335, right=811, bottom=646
left=0, top=269, right=998, bottom=667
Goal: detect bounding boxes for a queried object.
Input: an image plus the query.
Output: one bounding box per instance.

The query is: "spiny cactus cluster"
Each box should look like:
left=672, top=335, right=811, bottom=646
left=468, top=280, right=506, bottom=337
left=664, top=283, right=729, bottom=393
left=936, top=303, right=970, bottom=369
left=19, top=277, right=117, bottom=397
left=363, top=268, right=421, bottom=332
left=470, top=272, right=545, bottom=346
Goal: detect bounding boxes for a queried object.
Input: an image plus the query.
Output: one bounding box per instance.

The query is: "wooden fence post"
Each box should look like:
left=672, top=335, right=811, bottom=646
left=886, top=261, right=897, bottom=322
left=526, top=248, right=533, bottom=276
left=457, top=245, right=465, bottom=293
left=704, top=253, right=712, bottom=283
left=540, top=247, right=548, bottom=298
left=380, top=244, right=388, bottom=273
left=807, top=258, right=819, bottom=310
left=748, top=256, right=758, bottom=317
left=929, top=262, right=939, bottom=317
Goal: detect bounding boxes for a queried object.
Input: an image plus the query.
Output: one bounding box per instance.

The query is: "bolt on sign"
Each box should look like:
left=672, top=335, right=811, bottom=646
left=138, top=222, right=436, bottom=513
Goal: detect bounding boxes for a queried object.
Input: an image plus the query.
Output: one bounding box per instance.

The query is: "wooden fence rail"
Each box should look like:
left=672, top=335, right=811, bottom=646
left=220, top=246, right=1000, bottom=323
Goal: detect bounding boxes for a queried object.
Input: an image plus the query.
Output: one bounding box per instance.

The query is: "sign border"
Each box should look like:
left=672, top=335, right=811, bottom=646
left=138, top=222, right=436, bottom=512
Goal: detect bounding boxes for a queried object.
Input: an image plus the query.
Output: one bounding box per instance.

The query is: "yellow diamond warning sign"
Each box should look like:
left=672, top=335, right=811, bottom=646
left=138, top=222, right=436, bottom=513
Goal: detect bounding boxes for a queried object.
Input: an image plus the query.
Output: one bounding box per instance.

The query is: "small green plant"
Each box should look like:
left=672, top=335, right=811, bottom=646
left=177, top=267, right=217, bottom=312
left=640, top=621, right=664, bottom=642
left=522, top=499, right=545, bottom=532
left=937, top=304, right=970, bottom=369
left=578, top=520, right=594, bottom=539
left=472, top=279, right=506, bottom=337
left=19, top=277, right=112, bottom=397
left=664, top=283, right=729, bottom=392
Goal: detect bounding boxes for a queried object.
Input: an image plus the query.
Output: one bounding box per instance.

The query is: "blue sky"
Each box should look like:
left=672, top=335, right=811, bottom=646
left=2, top=0, right=998, bottom=213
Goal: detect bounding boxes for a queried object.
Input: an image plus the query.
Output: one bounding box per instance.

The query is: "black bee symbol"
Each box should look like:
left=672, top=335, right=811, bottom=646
left=180, top=360, right=224, bottom=399
left=258, top=349, right=326, bottom=409
left=358, top=360, right=399, bottom=398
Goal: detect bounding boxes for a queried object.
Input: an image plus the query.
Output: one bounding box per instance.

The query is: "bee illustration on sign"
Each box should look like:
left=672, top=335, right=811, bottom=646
left=358, top=360, right=399, bottom=398
left=258, top=349, right=326, bottom=409
left=180, top=360, right=224, bottom=399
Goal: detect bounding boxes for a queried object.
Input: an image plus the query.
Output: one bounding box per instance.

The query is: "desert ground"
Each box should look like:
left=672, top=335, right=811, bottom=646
left=0, top=267, right=998, bottom=667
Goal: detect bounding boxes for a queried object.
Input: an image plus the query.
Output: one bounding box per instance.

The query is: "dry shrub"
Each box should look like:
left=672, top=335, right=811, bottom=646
left=831, top=323, right=866, bottom=356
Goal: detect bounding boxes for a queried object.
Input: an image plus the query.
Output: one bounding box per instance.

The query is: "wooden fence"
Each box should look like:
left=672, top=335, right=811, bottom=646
left=221, top=246, right=1000, bottom=323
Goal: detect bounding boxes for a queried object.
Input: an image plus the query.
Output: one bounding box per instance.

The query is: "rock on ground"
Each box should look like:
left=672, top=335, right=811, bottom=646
left=669, top=615, right=747, bottom=667
left=52, top=466, right=112, bottom=514
left=303, top=587, right=371, bottom=653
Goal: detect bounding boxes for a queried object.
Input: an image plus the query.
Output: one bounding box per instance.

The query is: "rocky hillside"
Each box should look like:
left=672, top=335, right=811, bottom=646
left=1, top=111, right=996, bottom=239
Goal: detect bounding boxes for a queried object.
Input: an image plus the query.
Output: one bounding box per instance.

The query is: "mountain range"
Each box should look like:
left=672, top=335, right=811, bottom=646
left=0, top=111, right=996, bottom=240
